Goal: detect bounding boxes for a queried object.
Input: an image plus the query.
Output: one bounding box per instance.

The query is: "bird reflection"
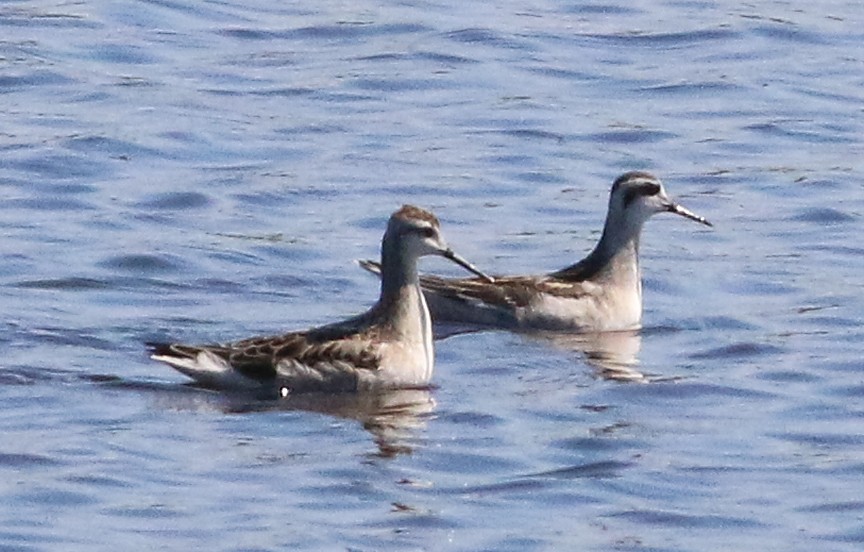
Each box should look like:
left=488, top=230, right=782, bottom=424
left=226, top=388, right=436, bottom=458
left=523, top=329, right=645, bottom=382
left=436, top=324, right=645, bottom=382
left=103, top=377, right=435, bottom=457
left=141, top=384, right=436, bottom=458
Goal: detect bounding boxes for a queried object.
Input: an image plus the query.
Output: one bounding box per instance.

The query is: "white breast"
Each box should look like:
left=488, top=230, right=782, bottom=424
left=372, top=284, right=435, bottom=388
left=418, top=289, right=434, bottom=380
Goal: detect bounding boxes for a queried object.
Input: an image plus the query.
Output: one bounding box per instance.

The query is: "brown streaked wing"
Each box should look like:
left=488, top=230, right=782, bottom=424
left=224, top=330, right=382, bottom=379
left=532, top=277, right=595, bottom=299
left=222, top=332, right=310, bottom=380
left=294, top=337, right=382, bottom=372
left=420, top=273, right=595, bottom=308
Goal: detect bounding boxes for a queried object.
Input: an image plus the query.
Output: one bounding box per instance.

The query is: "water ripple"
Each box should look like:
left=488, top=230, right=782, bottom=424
left=591, top=129, right=677, bottom=144
left=528, top=460, right=634, bottom=480
left=5, top=152, right=105, bottom=179
left=0, top=70, right=75, bottom=91
left=12, top=277, right=112, bottom=291
left=445, top=27, right=534, bottom=50
left=0, top=10, right=97, bottom=30
left=605, top=508, right=767, bottom=529
left=690, top=342, right=785, bottom=359
left=792, top=207, right=856, bottom=224
left=0, top=452, right=60, bottom=468
left=218, top=22, right=430, bottom=42
left=137, top=191, right=213, bottom=210
left=587, top=28, right=739, bottom=47
left=98, top=254, right=185, bottom=274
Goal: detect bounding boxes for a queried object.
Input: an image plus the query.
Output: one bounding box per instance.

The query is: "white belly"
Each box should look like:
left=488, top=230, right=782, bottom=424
left=520, top=289, right=642, bottom=332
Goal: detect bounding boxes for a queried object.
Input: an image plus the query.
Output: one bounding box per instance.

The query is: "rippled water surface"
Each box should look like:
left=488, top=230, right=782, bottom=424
left=2, top=1, right=863, bottom=550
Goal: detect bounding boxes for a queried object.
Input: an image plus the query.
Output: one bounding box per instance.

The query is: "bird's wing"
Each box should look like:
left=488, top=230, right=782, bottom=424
left=149, top=327, right=382, bottom=392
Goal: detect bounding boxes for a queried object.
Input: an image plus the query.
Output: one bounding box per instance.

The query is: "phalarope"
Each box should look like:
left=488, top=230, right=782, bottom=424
left=360, top=172, right=711, bottom=332
left=149, top=205, right=492, bottom=394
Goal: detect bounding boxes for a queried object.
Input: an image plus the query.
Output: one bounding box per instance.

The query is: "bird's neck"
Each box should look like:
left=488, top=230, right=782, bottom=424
left=588, top=218, right=643, bottom=289
left=556, top=218, right=643, bottom=294
left=376, top=237, right=432, bottom=344
left=591, top=220, right=641, bottom=279
left=379, top=235, right=418, bottom=297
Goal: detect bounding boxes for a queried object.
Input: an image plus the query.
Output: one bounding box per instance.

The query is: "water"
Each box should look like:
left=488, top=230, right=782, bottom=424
left=1, top=0, right=863, bottom=550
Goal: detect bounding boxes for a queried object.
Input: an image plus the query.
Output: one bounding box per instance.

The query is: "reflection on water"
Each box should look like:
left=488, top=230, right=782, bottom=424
left=446, top=324, right=649, bottom=383
left=525, top=330, right=646, bottom=382
left=439, top=325, right=646, bottom=382
left=233, top=388, right=436, bottom=458
left=135, top=381, right=435, bottom=458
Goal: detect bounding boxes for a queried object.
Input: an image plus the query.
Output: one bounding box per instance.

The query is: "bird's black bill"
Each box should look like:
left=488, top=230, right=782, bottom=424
left=442, top=250, right=495, bottom=283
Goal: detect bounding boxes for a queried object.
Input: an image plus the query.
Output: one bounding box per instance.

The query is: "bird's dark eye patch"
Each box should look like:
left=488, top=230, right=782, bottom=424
left=420, top=227, right=436, bottom=238
left=623, top=181, right=661, bottom=207
left=642, top=182, right=661, bottom=196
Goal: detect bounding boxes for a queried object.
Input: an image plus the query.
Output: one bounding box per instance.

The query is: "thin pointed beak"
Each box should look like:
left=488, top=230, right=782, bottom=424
left=441, top=249, right=495, bottom=283
left=668, top=202, right=712, bottom=227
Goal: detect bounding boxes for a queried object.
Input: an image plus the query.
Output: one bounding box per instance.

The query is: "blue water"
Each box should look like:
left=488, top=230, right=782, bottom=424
left=2, top=1, right=863, bottom=550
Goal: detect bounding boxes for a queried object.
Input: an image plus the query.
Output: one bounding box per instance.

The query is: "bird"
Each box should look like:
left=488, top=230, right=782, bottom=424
left=359, top=172, right=711, bottom=332
left=149, top=205, right=493, bottom=394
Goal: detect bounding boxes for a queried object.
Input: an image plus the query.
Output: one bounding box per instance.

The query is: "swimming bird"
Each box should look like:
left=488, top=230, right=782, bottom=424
left=149, top=205, right=493, bottom=394
left=360, top=172, right=711, bottom=332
